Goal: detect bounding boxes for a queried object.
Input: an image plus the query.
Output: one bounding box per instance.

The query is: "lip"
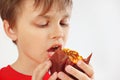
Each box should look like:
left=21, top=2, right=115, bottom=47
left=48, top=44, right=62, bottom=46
left=47, top=44, right=62, bottom=57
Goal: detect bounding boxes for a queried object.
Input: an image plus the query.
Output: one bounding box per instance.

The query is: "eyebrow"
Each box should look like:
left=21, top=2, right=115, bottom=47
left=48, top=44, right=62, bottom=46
left=39, top=14, right=70, bottom=19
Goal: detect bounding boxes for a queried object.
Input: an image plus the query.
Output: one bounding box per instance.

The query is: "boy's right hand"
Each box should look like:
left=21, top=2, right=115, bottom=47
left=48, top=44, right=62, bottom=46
left=32, top=60, right=57, bottom=80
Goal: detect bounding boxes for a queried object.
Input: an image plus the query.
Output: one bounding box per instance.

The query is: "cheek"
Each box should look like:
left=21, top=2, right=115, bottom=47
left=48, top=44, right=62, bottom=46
left=17, top=28, right=47, bottom=53
left=17, top=30, right=48, bottom=63
left=63, top=28, right=69, bottom=42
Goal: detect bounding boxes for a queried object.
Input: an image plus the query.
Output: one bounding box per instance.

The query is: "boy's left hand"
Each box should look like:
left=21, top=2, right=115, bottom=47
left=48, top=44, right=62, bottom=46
left=57, top=60, right=94, bottom=80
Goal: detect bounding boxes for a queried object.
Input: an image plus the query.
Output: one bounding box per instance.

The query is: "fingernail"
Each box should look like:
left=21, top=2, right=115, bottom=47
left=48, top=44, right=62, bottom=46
left=77, top=60, right=82, bottom=65
left=58, top=72, right=64, bottom=78
left=46, top=60, right=52, bottom=66
left=53, top=72, right=57, bottom=76
left=65, top=65, right=72, bottom=72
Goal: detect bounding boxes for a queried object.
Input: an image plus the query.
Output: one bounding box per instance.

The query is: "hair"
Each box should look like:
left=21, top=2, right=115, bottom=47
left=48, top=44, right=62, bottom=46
left=0, top=0, right=72, bottom=28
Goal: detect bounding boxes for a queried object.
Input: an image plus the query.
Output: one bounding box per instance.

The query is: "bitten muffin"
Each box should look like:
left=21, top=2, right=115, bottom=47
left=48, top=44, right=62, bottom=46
left=50, top=48, right=92, bottom=80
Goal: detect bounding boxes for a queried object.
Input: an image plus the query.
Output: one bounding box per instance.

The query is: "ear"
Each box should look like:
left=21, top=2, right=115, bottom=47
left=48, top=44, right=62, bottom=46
left=3, top=20, right=17, bottom=41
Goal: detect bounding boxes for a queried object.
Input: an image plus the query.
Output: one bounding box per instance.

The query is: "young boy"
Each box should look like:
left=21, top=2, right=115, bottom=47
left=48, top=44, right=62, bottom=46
left=0, top=0, right=94, bottom=80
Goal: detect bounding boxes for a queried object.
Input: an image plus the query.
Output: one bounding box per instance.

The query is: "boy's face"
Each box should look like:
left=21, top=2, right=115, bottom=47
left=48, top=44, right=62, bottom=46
left=14, top=1, right=71, bottom=64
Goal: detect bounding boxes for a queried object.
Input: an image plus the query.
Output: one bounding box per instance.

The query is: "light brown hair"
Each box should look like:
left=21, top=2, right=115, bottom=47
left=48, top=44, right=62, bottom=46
left=0, top=0, right=72, bottom=28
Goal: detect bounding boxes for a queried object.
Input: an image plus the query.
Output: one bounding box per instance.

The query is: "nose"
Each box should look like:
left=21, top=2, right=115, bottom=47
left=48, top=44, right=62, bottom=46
left=49, top=26, right=64, bottom=40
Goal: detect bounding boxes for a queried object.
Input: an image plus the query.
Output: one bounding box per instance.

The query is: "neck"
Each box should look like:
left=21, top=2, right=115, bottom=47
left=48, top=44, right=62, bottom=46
left=11, top=54, right=39, bottom=75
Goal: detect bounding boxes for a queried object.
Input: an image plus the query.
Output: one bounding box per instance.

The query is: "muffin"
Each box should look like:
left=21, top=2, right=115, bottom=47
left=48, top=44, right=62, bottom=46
left=50, top=48, right=92, bottom=80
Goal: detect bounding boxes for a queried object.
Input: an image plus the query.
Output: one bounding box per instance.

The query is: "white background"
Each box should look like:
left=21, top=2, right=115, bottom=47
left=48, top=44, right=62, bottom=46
left=0, top=0, right=120, bottom=80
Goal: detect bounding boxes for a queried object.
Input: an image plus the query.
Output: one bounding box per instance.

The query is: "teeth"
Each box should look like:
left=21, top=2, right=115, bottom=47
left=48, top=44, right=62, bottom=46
left=53, top=46, right=59, bottom=49
left=53, top=46, right=58, bottom=48
left=48, top=45, right=59, bottom=52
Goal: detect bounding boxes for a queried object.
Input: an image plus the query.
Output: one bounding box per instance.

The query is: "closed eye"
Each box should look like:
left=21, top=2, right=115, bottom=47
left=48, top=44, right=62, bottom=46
left=37, top=22, right=49, bottom=28
left=60, top=18, right=70, bottom=27
left=60, top=22, right=69, bottom=26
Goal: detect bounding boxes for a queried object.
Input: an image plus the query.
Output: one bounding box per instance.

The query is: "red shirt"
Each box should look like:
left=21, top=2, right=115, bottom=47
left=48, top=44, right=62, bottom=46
left=0, top=65, right=50, bottom=80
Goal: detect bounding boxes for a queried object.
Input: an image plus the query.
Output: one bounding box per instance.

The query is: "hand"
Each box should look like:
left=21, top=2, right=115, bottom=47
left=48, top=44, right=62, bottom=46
left=32, top=60, right=57, bottom=80
left=58, top=60, right=94, bottom=80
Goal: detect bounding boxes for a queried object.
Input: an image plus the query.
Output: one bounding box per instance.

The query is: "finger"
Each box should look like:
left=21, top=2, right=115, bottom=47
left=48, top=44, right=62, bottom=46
left=58, top=72, right=73, bottom=80
left=48, top=72, right=58, bottom=80
left=77, top=60, right=94, bottom=78
left=65, top=65, right=90, bottom=80
left=32, top=60, right=52, bottom=80
left=37, top=60, right=52, bottom=79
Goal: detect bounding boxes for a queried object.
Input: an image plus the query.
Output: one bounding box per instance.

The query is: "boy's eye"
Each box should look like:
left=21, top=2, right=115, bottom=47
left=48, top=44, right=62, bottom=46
left=60, top=20, right=69, bottom=26
left=60, top=22, right=68, bottom=26
left=37, top=22, right=49, bottom=28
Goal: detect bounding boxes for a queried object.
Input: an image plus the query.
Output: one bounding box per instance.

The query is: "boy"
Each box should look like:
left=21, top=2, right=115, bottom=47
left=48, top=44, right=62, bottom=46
left=0, top=0, right=94, bottom=80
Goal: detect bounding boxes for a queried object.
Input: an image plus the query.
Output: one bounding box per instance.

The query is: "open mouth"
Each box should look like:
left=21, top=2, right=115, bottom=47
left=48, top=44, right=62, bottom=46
left=47, top=45, right=62, bottom=57
left=47, top=45, right=62, bottom=52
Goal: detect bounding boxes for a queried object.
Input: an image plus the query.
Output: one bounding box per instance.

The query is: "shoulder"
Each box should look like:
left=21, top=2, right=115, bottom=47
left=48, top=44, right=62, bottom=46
left=0, top=65, right=10, bottom=73
left=0, top=65, right=32, bottom=80
left=0, top=65, right=10, bottom=76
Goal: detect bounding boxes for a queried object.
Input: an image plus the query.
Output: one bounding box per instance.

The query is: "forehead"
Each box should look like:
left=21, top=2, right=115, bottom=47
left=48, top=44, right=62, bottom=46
left=22, top=0, right=72, bottom=15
